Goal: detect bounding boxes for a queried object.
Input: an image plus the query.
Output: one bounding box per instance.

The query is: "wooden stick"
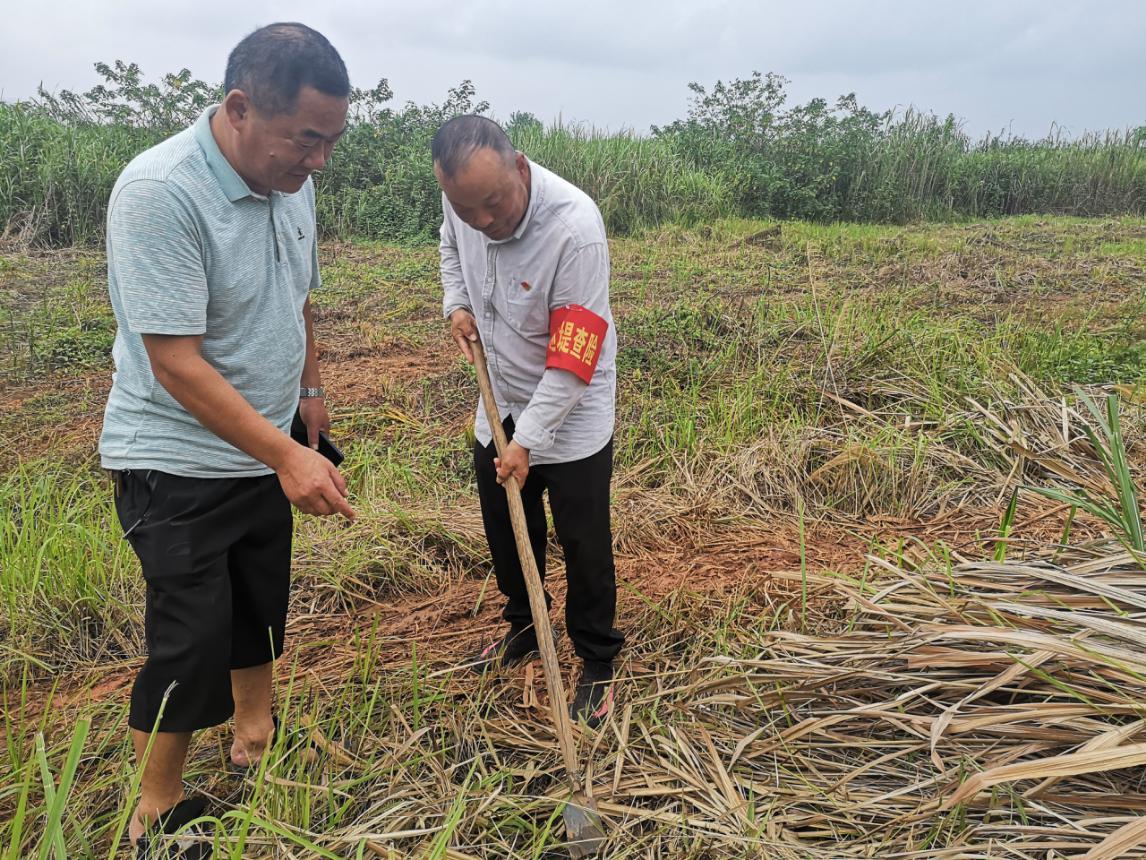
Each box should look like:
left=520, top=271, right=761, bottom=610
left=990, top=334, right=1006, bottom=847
left=470, top=336, right=586, bottom=793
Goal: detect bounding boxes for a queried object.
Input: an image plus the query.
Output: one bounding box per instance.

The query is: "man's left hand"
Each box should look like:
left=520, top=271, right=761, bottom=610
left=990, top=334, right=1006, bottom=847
left=494, top=440, right=530, bottom=487
left=299, top=396, right=331, bottom=449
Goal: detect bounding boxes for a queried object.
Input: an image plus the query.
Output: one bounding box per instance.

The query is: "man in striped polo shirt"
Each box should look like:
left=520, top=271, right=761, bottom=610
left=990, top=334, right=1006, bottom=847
left=99, top=23, right=354, bottom=856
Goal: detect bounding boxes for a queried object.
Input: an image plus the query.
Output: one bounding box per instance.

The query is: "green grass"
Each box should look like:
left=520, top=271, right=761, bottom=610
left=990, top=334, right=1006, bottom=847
left=0, top=465, right=141, bottom=672
left=1098, top=237, right=1146, bottom=258
left=0, top=250, right=111, bottom=378
left=1, top=217, right=1145, bottom=856
left=4, top=82, right=1144, bottom=247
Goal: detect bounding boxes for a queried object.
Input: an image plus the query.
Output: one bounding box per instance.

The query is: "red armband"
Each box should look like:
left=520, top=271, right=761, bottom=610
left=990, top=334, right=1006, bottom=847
left=546, top=304, right=608, bottom=383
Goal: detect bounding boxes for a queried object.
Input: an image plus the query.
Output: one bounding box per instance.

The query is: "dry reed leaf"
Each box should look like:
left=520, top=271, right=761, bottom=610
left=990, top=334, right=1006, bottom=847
left=1081, top=816, right=1146, bottom=860
left=945, top=742, right=1146, bottom=808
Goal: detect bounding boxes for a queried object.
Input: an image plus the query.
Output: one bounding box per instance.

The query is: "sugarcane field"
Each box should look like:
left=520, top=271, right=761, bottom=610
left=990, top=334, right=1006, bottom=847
left=2, top=7, right=1146, bottom=859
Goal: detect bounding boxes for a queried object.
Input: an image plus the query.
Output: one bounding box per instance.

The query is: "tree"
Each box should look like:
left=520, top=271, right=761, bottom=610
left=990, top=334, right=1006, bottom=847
left=33, top=60, right=219, bottom=132
left=506, top=111, right=543, bottom=134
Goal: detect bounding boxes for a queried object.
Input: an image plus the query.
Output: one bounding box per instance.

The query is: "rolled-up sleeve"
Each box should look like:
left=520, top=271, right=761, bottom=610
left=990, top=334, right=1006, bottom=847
left=512, top=242, right=610, bottom=452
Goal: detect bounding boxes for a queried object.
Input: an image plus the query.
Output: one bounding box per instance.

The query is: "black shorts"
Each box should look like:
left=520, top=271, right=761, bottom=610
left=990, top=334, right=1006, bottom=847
left=113, top=469, right=293, bottom=733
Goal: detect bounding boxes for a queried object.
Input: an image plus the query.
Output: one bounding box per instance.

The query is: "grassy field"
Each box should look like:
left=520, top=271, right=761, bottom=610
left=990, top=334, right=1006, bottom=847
left=2, top=216, right=1146, bottom=857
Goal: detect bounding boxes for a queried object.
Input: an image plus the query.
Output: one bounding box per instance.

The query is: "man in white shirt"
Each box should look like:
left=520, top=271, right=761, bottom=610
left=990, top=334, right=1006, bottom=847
left=434, top=115, right=623, bottom=728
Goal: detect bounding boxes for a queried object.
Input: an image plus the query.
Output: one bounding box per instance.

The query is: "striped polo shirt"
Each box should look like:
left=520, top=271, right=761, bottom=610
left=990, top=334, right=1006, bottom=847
left=99, top=106, right=320, bottom=477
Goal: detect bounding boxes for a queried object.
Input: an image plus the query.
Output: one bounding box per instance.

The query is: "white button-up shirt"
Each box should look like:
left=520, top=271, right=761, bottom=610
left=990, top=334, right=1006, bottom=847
left=439, top=159, right=616, bottom=465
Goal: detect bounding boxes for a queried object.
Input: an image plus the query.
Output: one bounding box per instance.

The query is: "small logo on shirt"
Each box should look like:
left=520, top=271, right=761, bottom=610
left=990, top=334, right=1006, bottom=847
left=521, top=281, right=532, bottom=291
left=296, top=227, right=305, bottom=240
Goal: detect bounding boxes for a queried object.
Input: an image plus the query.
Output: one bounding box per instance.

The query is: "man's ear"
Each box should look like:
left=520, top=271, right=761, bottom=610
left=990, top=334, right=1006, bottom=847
left=223, top=89, right=252, bottom=129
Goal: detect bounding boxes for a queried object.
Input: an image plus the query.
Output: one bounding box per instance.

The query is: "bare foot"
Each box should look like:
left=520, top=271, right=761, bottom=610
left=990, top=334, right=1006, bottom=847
left=129, top=793, right=184, bottom=846
left=229, top=719, right=275, bottom=768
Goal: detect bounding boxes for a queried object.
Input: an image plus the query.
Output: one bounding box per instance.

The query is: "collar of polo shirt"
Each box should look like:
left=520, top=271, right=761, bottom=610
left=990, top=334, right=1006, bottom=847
left=195, top=106, right=266, bottom=202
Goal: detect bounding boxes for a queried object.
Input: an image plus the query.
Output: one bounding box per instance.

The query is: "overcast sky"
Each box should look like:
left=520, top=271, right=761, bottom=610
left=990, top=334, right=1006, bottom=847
left=2, top=0, right=1143, bottom=139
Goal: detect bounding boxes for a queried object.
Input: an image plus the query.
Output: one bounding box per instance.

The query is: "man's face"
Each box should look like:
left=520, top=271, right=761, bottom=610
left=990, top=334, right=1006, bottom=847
left=228, top=85, right=349, bottom=194
left=435, top=148, right=530, bottom=241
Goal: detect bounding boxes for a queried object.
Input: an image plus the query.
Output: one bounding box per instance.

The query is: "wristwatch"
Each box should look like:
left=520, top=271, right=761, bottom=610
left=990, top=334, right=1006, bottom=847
left=299, top=386, right=325, bottom=399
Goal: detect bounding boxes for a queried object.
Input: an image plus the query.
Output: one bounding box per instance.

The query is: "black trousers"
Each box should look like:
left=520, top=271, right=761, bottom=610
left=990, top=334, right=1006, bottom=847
left=114, top=469, right=292, bottom=732
left=474, top=417, right=624, bottom=664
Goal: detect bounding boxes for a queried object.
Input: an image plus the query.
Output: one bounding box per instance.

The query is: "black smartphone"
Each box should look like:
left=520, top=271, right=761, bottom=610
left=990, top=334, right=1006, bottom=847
left=290, top=409, right=345, bottom=467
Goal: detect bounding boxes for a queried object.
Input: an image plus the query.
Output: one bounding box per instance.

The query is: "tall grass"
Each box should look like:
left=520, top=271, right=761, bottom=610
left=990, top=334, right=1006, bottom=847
left=509, top=124, right=734, bottom=234
left=2, top=66, right=1143, bottom=246
left=314, top=120, right=734, bottom=243
left=0, top=103, right=157, bottom=246
left=839, top=114, right=1146, bottom=222
left=0, top=464, right=143, bottom=673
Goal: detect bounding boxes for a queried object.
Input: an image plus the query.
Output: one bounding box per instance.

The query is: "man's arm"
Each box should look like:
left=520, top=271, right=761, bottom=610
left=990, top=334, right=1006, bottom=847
left=439, top=201, right=480, bottom=361
left=440, top=200, right=471, bottom=320
left=297, top=297, right=332, bottom=449
left=298, top=186, right=334, bottom=449
left=141, top=333, right=352, bottom=519
left=110, top=179, right=353, bottom=519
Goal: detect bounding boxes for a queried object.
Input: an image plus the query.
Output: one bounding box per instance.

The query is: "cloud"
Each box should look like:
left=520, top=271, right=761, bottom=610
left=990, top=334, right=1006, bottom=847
left=1, top=0, right=1142, bottom=137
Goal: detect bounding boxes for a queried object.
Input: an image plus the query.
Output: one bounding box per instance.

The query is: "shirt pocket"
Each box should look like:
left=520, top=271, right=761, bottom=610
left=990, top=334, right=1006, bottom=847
left=503, top=271, right=549, bottom=334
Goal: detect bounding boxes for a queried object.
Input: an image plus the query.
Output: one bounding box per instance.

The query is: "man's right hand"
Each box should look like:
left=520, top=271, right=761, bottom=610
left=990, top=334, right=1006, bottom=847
left=450, top=308, right=479, bottom=363
left=277, top=444, right=356, bottom=521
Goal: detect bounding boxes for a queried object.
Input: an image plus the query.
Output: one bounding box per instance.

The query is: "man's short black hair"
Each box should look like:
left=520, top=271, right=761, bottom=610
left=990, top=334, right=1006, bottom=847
left=432, top=115, right=516, bottom=178
left=224, top=22, right=349, bottom=116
